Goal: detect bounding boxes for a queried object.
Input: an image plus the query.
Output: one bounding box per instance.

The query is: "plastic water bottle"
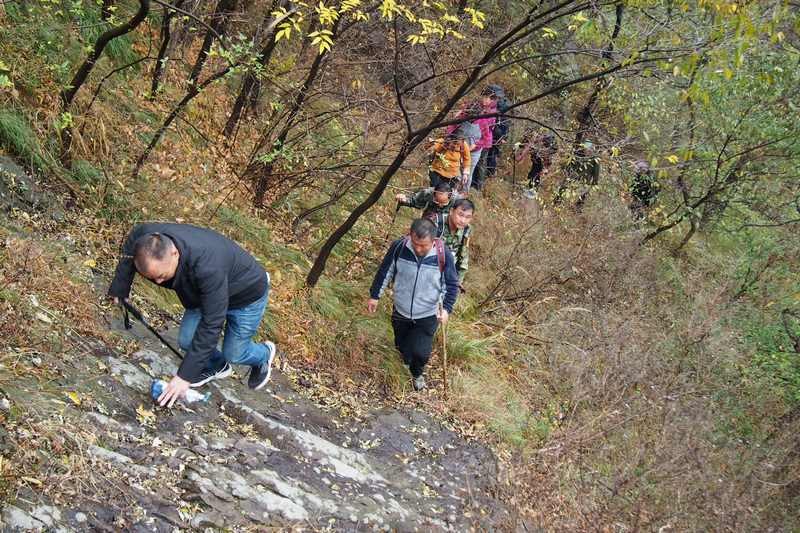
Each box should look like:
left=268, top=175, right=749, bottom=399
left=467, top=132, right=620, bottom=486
left=150, top=380, right=211, bottom=405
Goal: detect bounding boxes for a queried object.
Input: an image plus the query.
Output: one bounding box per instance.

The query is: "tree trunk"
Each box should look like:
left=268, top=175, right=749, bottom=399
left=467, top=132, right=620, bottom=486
left=250, top=18, right=341, bottom=207
left=60, top=0, right=150, bottom=166
left=305, top=144, right=416, bottom=286
left=573, top=2, right=623, bottom=148
left=133, top=9, right=295, bottom=177
left=133, top=68, right=229, bottom=177
left=151, top=0, right=186, bottom=98
left=222, top=13, right=283, bottom=138
left=188, top=0, right=236, bottom=84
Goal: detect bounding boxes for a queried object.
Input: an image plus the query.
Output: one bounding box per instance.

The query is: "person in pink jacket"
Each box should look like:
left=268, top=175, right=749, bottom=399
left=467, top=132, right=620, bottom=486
left=447, top=87, right=500, bottom=193
left=470, top=86, right=501, bottom=192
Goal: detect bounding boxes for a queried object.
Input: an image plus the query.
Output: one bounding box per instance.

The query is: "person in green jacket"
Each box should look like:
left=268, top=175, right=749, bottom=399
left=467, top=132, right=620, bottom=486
left=441, top=198, right=474, bottom=287
left=395, top=181, right=461, bottom=221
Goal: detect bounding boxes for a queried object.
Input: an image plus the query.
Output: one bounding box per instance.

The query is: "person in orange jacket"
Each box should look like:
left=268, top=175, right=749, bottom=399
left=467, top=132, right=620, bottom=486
left=426, top=133, right=471, bottom=192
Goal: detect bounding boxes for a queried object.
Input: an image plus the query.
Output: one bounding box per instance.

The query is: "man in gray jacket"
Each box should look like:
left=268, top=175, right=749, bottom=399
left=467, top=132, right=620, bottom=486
left=367, top=219, right=459, bottom=391
left=108, top=223, right=276, bottom=407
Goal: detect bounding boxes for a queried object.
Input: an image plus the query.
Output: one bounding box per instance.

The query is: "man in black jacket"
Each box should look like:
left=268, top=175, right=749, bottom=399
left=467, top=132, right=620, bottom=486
left=108, top=223, right=276, bottom=407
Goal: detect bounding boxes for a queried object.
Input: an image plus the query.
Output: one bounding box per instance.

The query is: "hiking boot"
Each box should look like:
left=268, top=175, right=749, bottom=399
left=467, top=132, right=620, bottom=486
left=248, top=341, right=276, bottom=390
left=190, top=361, right=232, bottom=388
left=412, top=375, right=426, bottom=391
left=523, top=188, right=537, bottom=199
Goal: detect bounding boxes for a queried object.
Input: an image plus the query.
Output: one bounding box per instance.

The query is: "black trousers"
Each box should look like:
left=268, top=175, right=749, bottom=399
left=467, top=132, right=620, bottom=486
left=391, top=311, right=439, bottom=378
left=527, top=156, right=545, bottom=189
left=429, top=170, right=448, bottom=188
left=471, top=150, right=490, bottom=191
left=486, top=145, right=501, bottom=177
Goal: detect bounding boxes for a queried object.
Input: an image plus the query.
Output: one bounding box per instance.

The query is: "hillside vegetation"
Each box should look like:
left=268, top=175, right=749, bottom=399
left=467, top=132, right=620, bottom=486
left=1, top=0, right=800, bottom=530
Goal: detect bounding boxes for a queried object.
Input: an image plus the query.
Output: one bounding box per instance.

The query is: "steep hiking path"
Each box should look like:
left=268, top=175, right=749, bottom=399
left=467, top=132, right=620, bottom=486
left=0, top=163, right=508, bottom=531
left=2, top=263, right=507, bottom=532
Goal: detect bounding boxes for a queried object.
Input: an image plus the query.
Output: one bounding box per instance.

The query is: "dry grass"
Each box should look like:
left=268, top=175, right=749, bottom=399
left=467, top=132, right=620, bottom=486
left=455, top=183, right=800, bottom=531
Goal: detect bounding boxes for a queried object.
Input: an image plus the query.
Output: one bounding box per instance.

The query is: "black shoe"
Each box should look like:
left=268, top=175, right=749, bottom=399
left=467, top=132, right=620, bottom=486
left=190, top=361, right=232, bottom=388
left=248, top=341, right=276, bottom=390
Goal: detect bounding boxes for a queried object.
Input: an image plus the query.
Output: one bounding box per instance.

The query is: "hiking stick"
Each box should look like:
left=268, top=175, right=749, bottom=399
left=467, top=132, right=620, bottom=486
left=512, top=151, right=517, bottom=186
left=121, top=300, right=184, bottom=359
left=439, top=303, right=448, bottom=398
left=387, top=201, right=401, bottom=241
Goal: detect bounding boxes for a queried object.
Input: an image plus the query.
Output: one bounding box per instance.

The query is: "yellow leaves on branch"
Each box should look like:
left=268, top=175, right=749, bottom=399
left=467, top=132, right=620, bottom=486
left=309, top=30, right=335, bottom=54
left=315, top=1, right=339, bottom=25
left=463, top=7, right=485, bottom=29
left=273, top=7, right=304, bottom=42
left=380, top=0, right=400, bottom=20
left=541, top=26, right=558, bottom=39
left=404, top=6, right=481, bottom=45
left=568, top=11, right=588, bottom=32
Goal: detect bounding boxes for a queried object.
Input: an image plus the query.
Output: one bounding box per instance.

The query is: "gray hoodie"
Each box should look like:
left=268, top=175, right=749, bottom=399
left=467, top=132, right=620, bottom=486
left=454, top=122, right=481, bottom=149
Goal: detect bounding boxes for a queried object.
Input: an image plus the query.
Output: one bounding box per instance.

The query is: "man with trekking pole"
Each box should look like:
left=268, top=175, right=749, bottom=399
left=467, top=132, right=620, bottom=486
left=108, top=223, right=277, bottom=407
left=367, top=218, right=459, bottom=391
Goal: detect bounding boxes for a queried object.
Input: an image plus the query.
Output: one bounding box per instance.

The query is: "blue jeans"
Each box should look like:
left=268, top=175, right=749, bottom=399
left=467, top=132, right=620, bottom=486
left=178, top=277, right=270, bottom=371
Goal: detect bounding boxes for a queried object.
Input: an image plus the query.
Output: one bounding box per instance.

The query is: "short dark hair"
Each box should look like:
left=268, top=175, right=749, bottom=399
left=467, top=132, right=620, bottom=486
left=453, top=198, right=475, bottom=213
left=480, top=85, right=501, bottom=99
left=433, top=181, right=452, bottom=193
left=410, top=218, right=436, bottom=240
left=133, top=233, right=174, bottom=267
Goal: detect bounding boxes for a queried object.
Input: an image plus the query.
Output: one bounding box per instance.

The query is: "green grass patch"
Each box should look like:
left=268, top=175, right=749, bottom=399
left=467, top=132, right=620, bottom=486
left=0, top=109, right=48, bottom=172
left=79, top=12, right=138, bottom=67
left=455, top=361, right=533, bottom=448
left=445, top=323, right=493, bottom=365
left=214, top=206, right=310, bottom=271
left=71, top=159, right=103, bottom=189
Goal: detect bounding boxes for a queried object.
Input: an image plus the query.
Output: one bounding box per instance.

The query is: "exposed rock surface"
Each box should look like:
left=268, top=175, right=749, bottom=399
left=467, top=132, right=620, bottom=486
left=1, top=321, right=507, bottom=531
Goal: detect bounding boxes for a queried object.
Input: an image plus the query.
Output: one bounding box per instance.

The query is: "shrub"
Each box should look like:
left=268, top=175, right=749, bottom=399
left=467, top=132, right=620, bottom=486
left=0, top=110, right=48, bottom=171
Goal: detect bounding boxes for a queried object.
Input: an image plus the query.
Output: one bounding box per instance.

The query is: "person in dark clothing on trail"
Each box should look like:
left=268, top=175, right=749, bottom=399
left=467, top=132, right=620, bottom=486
left=367, top=219, right=459, bottom=391
left=486, top=90, right=511, bottom=179
left=108, top=223, right=277, bottom=407
left=516, top=131, right=557, bottom=199
left=628, top=160, right=660, bottom=220
left=395, top=181, right=461, bottom=223
left=555, top=141, right=601, bottom=210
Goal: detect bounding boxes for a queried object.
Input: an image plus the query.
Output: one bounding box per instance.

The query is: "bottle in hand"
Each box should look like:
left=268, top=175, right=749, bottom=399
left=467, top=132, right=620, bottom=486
left=150, top=379, right=211, bottom=405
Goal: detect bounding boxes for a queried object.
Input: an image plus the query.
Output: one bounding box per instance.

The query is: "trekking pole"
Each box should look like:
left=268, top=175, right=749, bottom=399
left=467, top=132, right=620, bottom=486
left=121, top=300, right=183, bottom=359
left=382, top=202, right=402, bottom=246
left=439, top=303, right=449, bottom=399
left=512, top=153, right=517, bottom=187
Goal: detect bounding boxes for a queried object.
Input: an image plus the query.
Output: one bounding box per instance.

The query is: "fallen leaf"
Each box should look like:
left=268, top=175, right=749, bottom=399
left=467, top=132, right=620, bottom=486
left=83, top=258, right=97, bottom=268
left=136, top=404, right=156, bottom=426
left=66, top=392, right=82, bottom=406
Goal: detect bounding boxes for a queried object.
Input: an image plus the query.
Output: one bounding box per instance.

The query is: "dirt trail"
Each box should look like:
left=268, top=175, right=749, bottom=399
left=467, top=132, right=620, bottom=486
left=0, top=160, right=508, bottom=532
left=3, top=321, right=506, bottom=531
